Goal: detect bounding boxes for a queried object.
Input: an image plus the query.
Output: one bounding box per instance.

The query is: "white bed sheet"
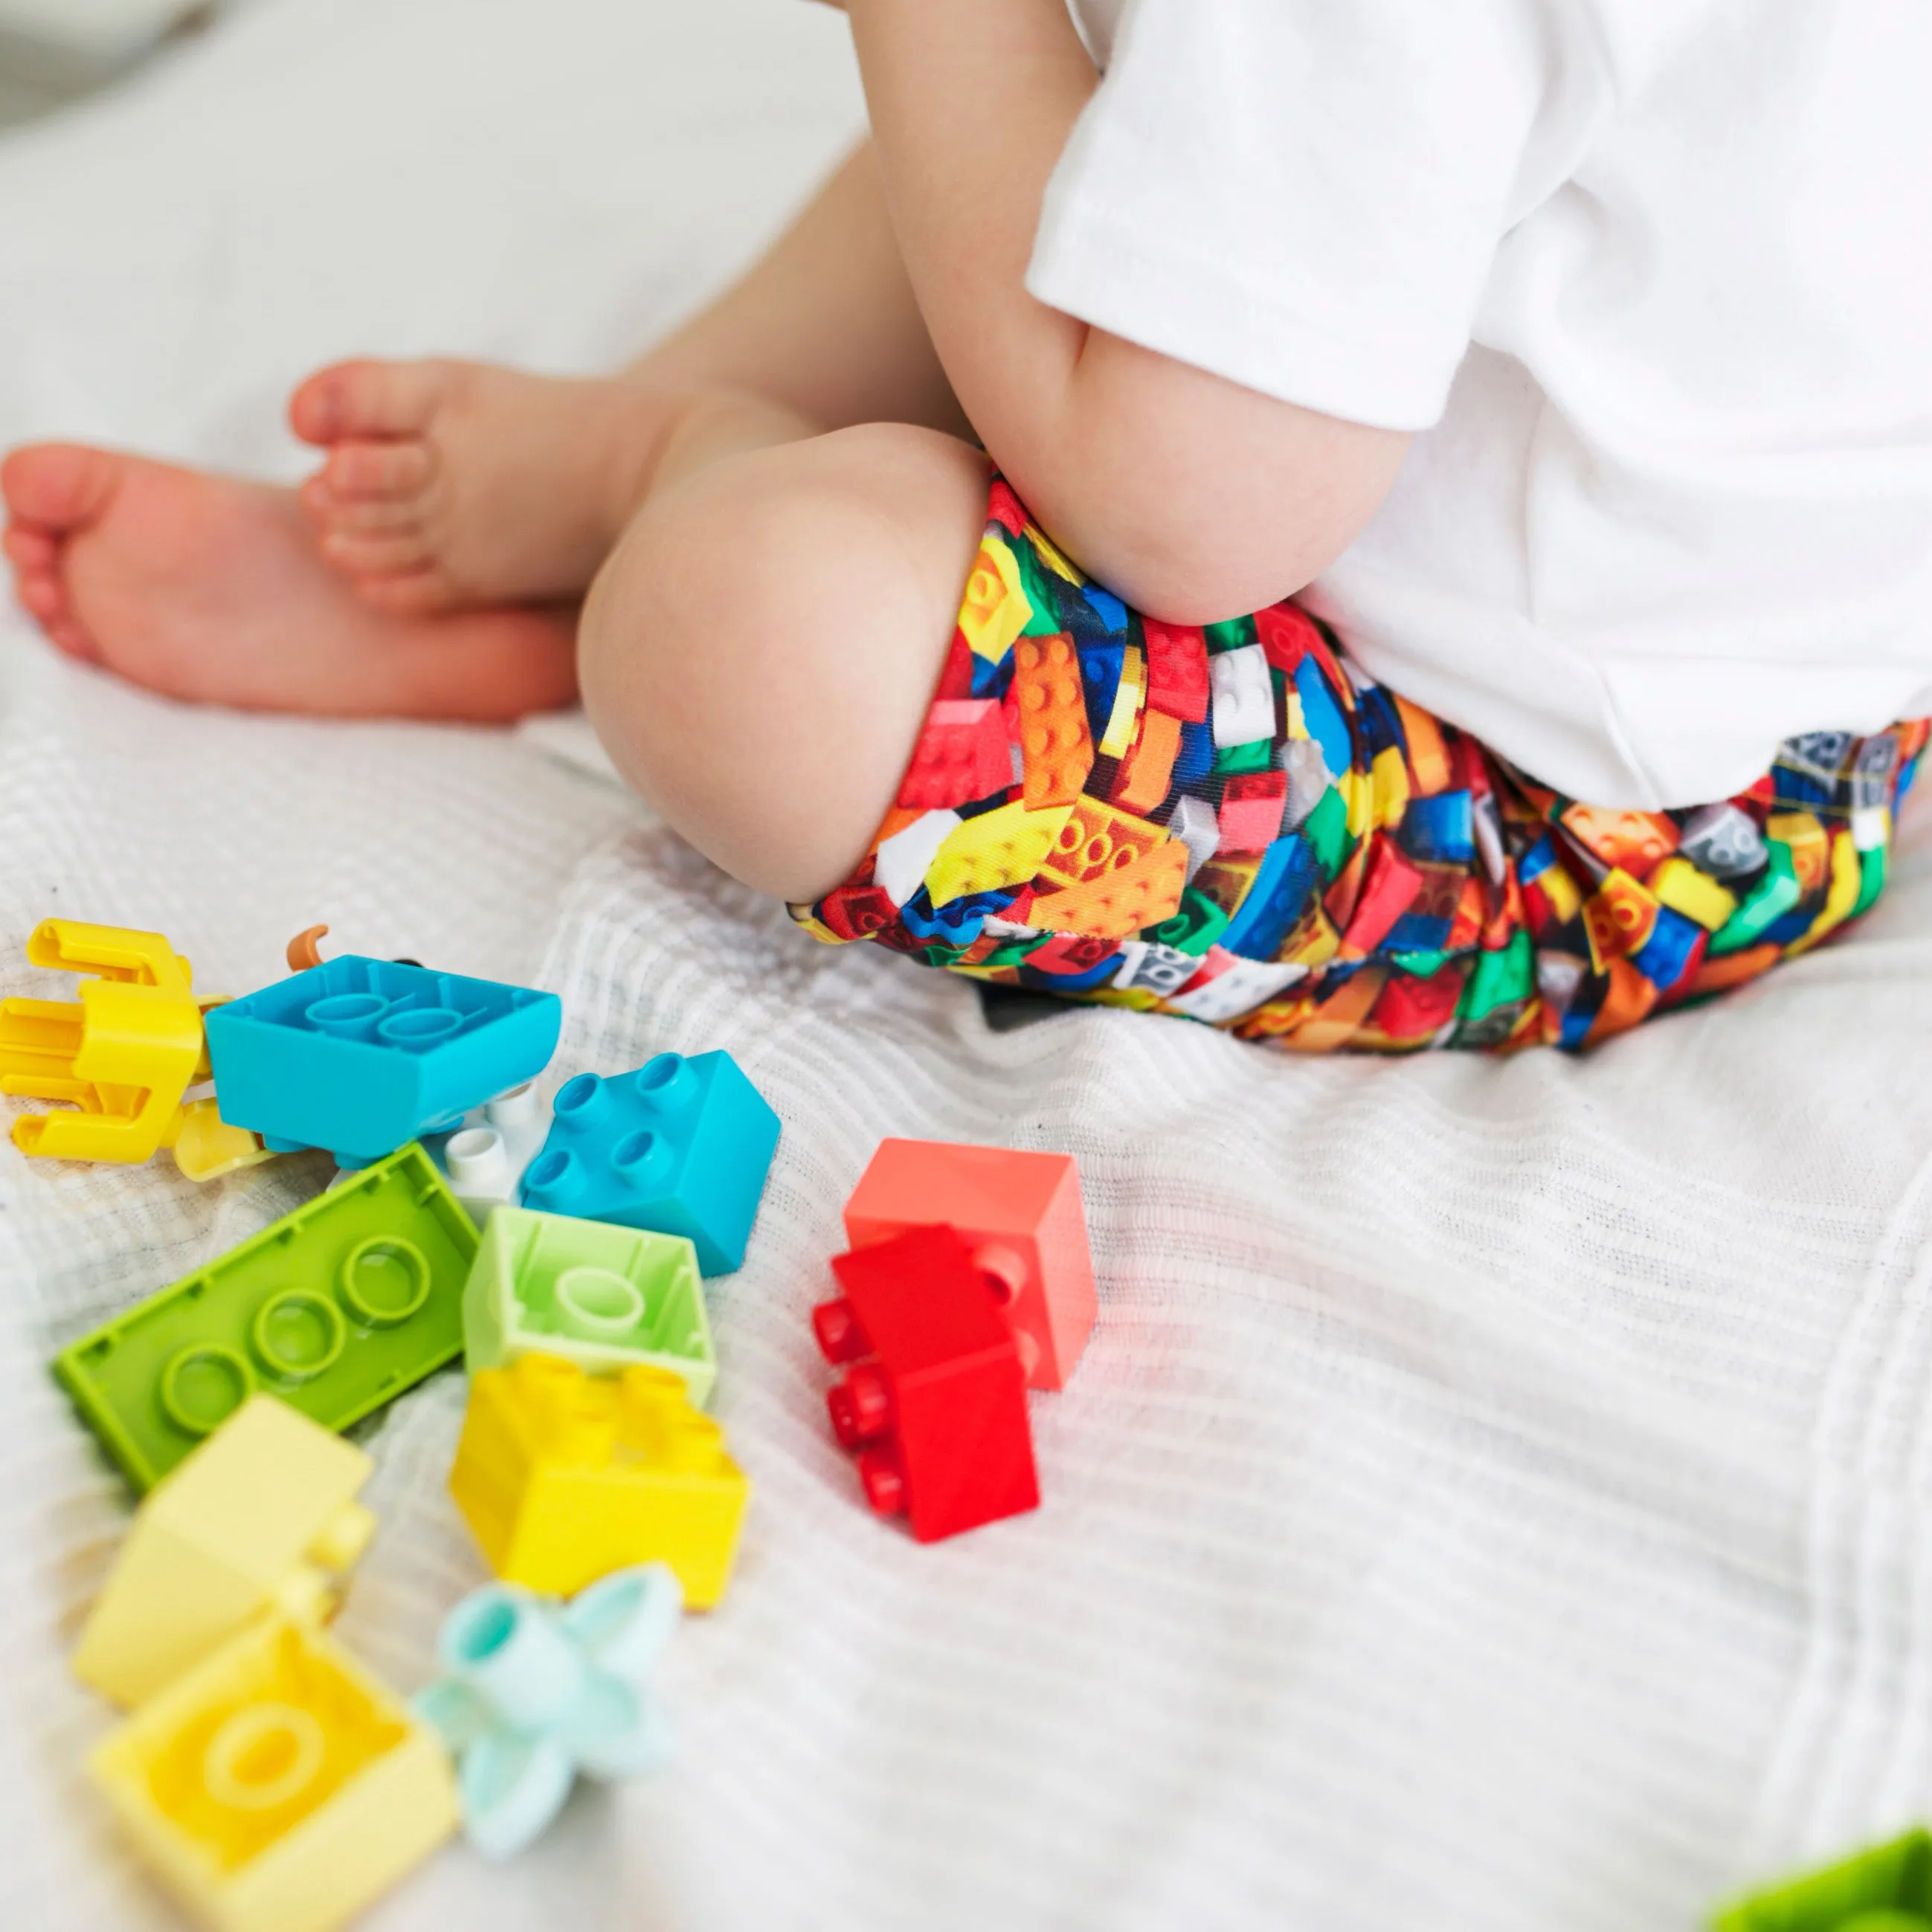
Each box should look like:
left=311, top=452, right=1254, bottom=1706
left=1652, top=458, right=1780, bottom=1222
left=5, top=4, right=1932, bottom=1927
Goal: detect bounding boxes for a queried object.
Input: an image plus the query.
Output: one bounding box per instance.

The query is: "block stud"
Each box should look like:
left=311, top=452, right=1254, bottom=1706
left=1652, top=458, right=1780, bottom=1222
left=857, top=1448, right=907, bottom=1517
left=631, top=1053, right=698, bottom=1115
left=611, top=1127, right=674, bottom=1191
left=445, top=1127, right=512, bottom=1194
left=811, top=1297, right=869, bottom=1365
left=828, top=1365, right=892, bottom=1447
left=553, top=1072, right=613, bottom=1127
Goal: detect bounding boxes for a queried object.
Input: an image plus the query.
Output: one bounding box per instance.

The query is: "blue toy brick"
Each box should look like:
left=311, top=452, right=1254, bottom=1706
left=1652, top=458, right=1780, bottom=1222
left=1076, top=637, right=1126, bottom=744
left=1630, top=904, right=1704, bottom=992
left=1353, top=685, right=1403, bottom=761
left=900, top=889, right=990, bottom=949
left=1383, top=911, right=1454, bottom=955
left=519, top=1052, right=780, bottom=1277
left=1559, top=1002, right=1598, bottom=1049
left=1082, top=584, right=1127, bottom=633
left=1220, top=834, right=1318, bottom=961
left=1294, top=657, right=1354, bottom=782
left=1017, top=952, right=1121, bottom=995
left=1402, top=790, right=1476, bottom=864
left=205, top=956, right=561, bottom=1168
left=1172, top=718, right=1217, bottom=786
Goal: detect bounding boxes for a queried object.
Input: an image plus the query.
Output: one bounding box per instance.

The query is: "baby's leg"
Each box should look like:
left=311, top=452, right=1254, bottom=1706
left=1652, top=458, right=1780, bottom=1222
left=291, top=141, right=964, bottom=617
left=1, top=141, right=959, bottom=719
left=581, top=421, right=988, bottom=901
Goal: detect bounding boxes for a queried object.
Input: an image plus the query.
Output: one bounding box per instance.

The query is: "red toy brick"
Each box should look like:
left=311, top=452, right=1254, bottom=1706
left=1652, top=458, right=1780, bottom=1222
left=1339, top=837, right=1425, bottom=957
left=933, top=627, right=976, bottom=702
left=843, top=1138, right=1096, bottom=1391
left=814, top=1227, right=1039, bottom=1543
left=820, top=883, right=897, bottom=942
left=1018, top=933, right=1115, bottom=978
left=1216, top=770, right=1289, bottom=856
left=1142, top=619, right=1211, bottom=724
left=1255, top=602, right=1324, bottom=674
left=897, top=699, right=1014, bottom=811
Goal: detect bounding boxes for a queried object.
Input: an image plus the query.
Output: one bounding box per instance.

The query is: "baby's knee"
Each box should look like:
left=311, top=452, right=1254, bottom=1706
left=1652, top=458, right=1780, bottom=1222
left=578, top=425, right=988, bottom=904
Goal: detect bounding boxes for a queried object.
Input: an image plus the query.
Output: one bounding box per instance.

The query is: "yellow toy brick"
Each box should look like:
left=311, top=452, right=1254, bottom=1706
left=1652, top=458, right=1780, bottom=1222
left=1096, top=643, right=1145, bottom=759
left=1649, top=854, right=1738, bottom=931
left=956, top=534, right=1031, bottom=664
left=0, top=918, right=269, bottom=1174
left=74, top=1397, right=374, bottom=1710
left=450, top=1353, right=749, bottom=1607
left=926, top=799, right=1075, bottom=907
left=1, top=919, right=205, bottom=1161
left=91, top=1614, right=457, bottom=1932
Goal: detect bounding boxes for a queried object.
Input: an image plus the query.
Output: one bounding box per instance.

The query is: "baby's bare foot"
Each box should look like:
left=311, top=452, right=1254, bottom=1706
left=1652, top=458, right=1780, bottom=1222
left=1, top=442, right=577, bottom=718
left=290, top=358, right=670, bottom=614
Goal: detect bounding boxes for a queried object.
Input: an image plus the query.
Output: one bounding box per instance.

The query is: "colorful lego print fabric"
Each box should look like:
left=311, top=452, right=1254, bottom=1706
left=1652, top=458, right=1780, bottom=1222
left=792, top=477, right=1929, bottom=1052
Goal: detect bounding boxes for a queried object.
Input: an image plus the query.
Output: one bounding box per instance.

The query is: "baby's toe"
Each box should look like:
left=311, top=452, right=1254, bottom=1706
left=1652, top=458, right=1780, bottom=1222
left=3, top=525, right=58, bottom=572
left=318, top=529, right=439, bottom=579
left=323, top=438, right=434, bottom=502
left=305, top=486, right=426, bottom=536
left=289, top=358, right=451, bottom=446
left=352, top=567, right=456, bottom=616
left=15, top=567, right=78, bottom=637
left=46, top=617, right=103, bottom=663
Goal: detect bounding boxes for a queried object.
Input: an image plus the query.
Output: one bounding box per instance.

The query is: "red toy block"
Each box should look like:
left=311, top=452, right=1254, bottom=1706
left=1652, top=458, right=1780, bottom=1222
left=843, top=1139, right=1096, bottom=1391
left=1216, top=770, right=1289, bottom=856
left=1254, top=602, right=1323, bottom=674
left=1142, top=619, right=1211, bottom=724
left=820, top=883, right=896, bottom=941
left=898, top=699, right=1014, bottom=811
left=813, top=1227, right=1039, bottom=1543
left=1338, top=837, right=1424, bottom=956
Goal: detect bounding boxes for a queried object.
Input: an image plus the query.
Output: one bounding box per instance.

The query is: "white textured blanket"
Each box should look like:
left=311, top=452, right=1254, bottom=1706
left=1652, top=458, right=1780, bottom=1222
left=4, top=4, right=1932, bottom=1928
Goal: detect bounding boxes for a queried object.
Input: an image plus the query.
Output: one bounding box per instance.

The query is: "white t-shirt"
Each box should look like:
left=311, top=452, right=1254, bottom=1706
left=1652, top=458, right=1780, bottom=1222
left=1034, top=1, right=1932, bottom=808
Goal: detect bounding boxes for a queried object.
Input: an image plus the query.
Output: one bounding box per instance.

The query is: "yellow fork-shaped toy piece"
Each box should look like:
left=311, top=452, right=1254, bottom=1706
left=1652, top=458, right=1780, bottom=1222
left=1, top=920, right=220, bottom=1163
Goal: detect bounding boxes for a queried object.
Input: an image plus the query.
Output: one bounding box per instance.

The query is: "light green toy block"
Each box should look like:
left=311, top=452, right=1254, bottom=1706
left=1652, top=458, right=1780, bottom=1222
left=461, top=1206, right=716, bottom=1406
left=1711, top=1826, right=1932, bottom=1929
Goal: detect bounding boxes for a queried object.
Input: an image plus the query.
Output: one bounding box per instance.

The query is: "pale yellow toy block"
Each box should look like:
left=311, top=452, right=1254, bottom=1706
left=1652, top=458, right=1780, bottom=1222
left=450, top=1354, right=749, bottom=1607
left=74, top=1397, right=375, bottom=1710
left=167, top=1096, right=276, bottom=1183
left=1649, top=855, right=1738, bottom=932
left=91, top=1615, right=457, bottom=1932
left=926, top=799, right=1075, bottom=908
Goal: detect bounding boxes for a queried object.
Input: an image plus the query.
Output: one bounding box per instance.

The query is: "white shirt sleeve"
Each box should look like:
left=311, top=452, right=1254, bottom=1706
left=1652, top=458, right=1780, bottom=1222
left=1029, top=0, right=1561, bottom=431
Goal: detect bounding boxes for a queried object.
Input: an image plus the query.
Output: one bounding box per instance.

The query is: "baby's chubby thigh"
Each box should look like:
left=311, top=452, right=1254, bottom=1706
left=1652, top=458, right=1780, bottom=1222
left=577, top=422, right=991, bottom=905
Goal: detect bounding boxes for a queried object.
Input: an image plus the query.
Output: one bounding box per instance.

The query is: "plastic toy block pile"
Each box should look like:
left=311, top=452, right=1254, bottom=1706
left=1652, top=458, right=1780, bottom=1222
left=4, top=919, right=1099, bottom=1932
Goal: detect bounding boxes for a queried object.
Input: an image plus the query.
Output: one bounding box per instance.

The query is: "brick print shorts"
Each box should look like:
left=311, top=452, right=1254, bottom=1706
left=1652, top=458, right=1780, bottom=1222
left=791, top=476, right=1928, bottom=1052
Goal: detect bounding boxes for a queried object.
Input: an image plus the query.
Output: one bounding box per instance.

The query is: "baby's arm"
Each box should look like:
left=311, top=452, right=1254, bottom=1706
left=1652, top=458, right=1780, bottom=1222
left=845, top=0, right=1408, bottom=622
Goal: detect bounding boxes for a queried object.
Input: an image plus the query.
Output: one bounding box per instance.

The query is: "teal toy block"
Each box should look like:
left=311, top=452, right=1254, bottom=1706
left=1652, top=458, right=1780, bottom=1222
left=52, top=1144, right=477, bottom=1492
left=1712, top=1828, right=1932, bottom=1928
left=463, top=1206, right=716, bottom=1405
left=415, top=1565, right=680, bottom=1860
left=205, top=956, right=561, bottom=1168
left=518, top=1052, right=780, bottom=1277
